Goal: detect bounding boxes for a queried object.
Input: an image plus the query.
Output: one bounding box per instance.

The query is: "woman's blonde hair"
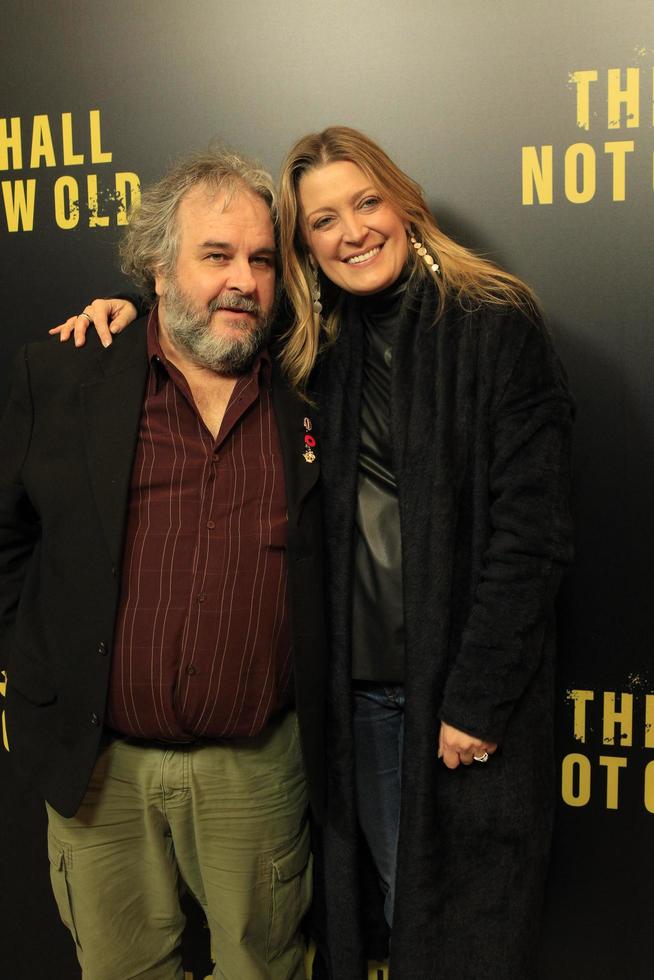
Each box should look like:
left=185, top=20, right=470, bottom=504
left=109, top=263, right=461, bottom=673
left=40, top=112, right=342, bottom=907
left=278, top=126, right=539, bottom=391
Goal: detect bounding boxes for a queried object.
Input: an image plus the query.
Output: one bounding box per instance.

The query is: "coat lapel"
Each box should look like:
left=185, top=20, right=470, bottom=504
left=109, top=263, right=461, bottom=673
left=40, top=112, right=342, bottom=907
left=270, top=360, right=320, bottom=524
left=80, top=326, right=149, bottom=568
left=317, top=303, right=364, bottom=519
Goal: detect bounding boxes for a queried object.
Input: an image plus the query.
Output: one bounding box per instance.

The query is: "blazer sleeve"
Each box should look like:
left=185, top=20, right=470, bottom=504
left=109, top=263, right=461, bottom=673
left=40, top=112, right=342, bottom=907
left=438, top=314, right=574, bottom=743
left=0, top=348, right=40, bottom=660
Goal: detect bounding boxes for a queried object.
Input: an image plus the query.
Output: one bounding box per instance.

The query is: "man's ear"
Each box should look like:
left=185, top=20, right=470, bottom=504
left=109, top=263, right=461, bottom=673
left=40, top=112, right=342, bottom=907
left=153, top=268, right=166, bottom=298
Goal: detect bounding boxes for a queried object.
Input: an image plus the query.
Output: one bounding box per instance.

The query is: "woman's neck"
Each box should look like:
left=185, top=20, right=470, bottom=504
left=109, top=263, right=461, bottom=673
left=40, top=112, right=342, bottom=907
left=353, top=264, right=411, bottom=317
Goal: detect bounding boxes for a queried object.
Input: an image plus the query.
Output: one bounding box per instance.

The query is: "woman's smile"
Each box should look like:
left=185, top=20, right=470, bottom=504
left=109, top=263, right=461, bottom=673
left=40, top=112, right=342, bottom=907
left=343, top=245, right=383, bottom=265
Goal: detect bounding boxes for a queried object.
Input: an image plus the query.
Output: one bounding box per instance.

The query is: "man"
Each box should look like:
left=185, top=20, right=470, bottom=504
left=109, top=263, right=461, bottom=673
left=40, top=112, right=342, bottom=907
left=0, top=151, right=326, bottom=979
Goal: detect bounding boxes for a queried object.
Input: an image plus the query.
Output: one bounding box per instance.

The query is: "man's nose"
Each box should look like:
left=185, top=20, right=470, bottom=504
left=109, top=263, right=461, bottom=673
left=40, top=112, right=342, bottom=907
left=226, top=258, right=257, bottom=294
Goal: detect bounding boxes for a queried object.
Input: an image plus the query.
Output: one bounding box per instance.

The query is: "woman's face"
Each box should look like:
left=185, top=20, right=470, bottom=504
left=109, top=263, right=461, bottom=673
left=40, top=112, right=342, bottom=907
left=298, top=160, right=409, bottom=296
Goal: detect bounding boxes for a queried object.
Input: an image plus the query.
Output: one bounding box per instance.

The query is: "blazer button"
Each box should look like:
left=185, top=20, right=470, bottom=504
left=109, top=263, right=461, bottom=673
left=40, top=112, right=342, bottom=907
left=98, top=642, right=107, bottom=656
left=91, top=713, right=100, bottom=726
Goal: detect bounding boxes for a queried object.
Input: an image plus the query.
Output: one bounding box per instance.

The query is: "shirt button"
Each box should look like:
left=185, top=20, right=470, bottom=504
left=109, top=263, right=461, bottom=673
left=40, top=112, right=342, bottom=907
left=197, top=593, right=207, bottom=603
left=186, top=665, right=197, bottom=676
left=91, top=713, right=100, bottom=726
left=98, top=642, right=107, bottom=656
left=206, top=521, right=216, bottom=529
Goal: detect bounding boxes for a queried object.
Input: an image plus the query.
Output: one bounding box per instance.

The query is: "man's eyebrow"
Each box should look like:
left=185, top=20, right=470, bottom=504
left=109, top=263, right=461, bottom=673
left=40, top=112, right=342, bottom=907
left=196, top=240, right=277, bottom=255
left=197, top=240, right=232, bottom=250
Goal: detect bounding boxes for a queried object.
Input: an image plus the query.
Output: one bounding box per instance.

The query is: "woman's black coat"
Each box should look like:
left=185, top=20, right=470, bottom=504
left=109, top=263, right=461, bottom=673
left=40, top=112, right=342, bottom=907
left=315, top=278, right=574, bottom=980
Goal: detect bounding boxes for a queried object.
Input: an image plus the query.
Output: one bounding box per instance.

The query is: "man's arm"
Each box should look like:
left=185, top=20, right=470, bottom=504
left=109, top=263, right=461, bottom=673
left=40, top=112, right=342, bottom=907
left=0, top=348, right=40, bottom=655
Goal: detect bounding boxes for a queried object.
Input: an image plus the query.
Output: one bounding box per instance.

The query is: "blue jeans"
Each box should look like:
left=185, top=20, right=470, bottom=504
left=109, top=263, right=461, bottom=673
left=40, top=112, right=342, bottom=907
left=352, top=683, right=405, bottom=928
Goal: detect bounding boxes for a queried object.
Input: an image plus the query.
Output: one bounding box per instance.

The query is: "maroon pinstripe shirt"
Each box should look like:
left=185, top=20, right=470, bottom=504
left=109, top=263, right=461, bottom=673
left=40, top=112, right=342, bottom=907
left=105, top=309, right=292, bottom=740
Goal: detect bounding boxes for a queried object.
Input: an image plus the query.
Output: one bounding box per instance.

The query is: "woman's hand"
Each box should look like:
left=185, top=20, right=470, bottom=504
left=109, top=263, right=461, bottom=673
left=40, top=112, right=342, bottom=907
left=49, top=298, right=139, bottom=348
left=438, top=721, right=497, bottom=769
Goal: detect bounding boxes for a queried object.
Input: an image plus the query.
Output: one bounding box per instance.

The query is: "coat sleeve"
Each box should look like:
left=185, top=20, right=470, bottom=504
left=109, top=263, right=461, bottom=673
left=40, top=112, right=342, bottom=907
left=438, top=314, right=574, bottom=743
left=0, top=348, right=40, bottom=661
left=114, top=290, right=149, bottom=319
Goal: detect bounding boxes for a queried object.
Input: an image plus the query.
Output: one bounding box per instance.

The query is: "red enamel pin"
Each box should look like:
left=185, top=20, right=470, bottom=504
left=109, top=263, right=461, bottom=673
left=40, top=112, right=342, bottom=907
left=303, top=417, right=316, bottom=463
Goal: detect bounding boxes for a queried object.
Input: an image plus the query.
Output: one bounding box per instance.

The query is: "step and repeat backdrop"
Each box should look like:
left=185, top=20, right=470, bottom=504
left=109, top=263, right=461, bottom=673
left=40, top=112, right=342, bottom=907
left=1, top=2, right=652, bottom=977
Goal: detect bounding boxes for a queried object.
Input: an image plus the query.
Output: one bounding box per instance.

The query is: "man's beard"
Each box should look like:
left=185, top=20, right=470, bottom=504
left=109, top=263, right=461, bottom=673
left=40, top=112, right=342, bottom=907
left=161, top=278, right=273, bottom=375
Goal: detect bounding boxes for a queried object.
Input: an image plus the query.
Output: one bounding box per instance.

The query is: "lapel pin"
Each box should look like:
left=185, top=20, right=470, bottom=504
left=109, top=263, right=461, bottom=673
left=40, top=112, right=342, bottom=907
left=302, top=427, right=316, bottom=463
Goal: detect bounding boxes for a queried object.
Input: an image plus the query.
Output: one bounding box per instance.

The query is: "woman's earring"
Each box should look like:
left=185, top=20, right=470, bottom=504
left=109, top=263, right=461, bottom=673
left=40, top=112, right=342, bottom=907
left=410, top=234, right=440, bottom=276
left=309, top=259, right=323, bottom=320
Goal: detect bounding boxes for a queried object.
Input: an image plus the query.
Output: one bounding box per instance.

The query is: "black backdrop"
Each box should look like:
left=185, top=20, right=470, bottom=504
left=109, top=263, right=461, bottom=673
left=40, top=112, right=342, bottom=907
left=1, top=2, right=652, bottom=978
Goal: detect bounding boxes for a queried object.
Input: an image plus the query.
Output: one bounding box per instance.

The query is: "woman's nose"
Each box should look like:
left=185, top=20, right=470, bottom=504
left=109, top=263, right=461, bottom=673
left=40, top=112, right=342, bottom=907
left=341, top=213, right=367, bottom=244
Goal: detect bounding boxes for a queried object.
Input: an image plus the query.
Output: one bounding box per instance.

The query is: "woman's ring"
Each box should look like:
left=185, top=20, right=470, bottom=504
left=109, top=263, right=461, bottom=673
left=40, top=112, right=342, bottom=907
left=473, top=751, right=489, bottom=763
left=79, top=311, right=92, bottom=323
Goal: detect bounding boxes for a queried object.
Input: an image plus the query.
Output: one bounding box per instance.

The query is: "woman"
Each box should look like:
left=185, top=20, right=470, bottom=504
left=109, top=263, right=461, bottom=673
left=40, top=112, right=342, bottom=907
left=59, top=127, right=573, bottom=980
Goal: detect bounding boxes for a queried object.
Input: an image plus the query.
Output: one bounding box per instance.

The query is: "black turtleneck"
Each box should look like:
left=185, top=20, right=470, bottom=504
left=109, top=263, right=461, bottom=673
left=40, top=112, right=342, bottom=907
left=351, top=273, right=410, bottom=683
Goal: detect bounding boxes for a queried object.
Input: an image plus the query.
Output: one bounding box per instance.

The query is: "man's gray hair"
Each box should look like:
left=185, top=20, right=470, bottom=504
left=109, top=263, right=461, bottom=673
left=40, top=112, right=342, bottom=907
left=120, top=149, right=277, bottom=300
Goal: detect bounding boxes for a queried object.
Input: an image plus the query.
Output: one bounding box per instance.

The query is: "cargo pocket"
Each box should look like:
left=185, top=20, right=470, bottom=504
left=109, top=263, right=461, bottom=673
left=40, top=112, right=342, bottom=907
left=267, top=821, right=313, bottom=961
left=48, top=833, right=81, bottom=949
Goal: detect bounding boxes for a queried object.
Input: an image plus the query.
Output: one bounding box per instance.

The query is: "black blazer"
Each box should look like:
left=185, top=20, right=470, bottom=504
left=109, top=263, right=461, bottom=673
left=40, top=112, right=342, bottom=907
left=0, top=321, right=327, bottom=820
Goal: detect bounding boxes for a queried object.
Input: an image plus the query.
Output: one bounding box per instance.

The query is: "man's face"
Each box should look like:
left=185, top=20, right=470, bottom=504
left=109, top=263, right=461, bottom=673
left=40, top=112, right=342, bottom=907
left=156, top=183, right=277, bottom=374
